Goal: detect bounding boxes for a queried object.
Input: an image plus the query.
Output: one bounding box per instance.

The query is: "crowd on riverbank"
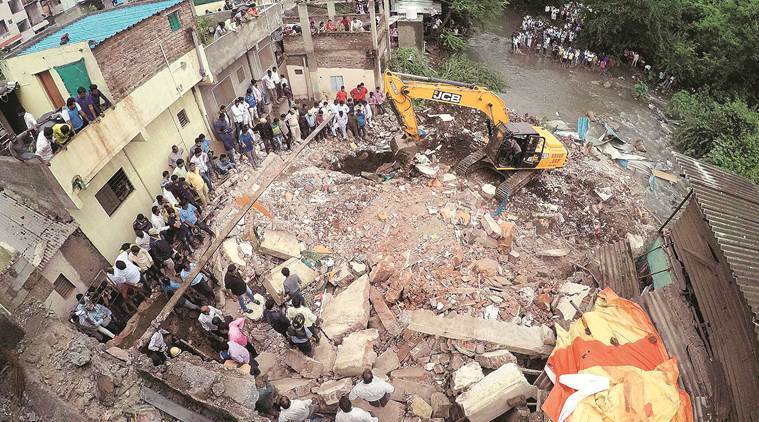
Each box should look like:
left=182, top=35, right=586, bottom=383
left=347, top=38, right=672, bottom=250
left=510, top=2, right=677, bottom=91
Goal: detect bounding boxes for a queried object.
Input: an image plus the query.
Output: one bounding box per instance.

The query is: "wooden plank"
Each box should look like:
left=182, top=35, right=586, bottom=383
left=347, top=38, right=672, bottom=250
left=368, top=287, right=402, bottom=336
left=140, top=386, right=213, bottom=422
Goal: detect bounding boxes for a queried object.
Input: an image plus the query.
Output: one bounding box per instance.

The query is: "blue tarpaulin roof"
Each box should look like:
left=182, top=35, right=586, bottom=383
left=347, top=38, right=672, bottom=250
left=21, top=0, right=183, bottom=55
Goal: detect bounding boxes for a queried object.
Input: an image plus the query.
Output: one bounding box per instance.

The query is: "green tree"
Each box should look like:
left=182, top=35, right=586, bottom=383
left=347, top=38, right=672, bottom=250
left=389, top=48, right=505, bottom=92
left=440, top=0, right=510, bottom=33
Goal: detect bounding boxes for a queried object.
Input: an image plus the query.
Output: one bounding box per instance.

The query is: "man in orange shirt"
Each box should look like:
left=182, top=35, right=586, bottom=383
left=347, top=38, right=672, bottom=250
left=350, top=83, right=368, bottom=103
left=336, top=86, right=348, bottom=103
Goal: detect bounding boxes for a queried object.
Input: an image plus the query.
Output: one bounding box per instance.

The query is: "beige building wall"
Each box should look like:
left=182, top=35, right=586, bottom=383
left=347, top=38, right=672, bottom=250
left=41, top=252, right=88, bottom=316
left=67, top=90, right=208, bottom=262
left=286, top=64, right=377, bottom=100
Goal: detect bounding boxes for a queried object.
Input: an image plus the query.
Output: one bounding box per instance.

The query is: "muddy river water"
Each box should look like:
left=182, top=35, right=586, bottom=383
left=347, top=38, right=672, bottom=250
left=465, top=9, right=685, bottom=219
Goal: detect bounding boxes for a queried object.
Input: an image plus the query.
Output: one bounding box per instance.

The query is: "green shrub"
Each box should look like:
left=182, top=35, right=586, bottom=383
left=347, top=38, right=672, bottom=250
left=440, top=31, right=466, bottom=52
left=632, top=82, right=649, bottom=100
left=389, top=49, right=505, bottom=92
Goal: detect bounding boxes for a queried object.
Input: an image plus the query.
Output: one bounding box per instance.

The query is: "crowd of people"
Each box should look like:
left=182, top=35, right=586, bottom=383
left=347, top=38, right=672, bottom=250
left=509, top=2, right=678, bottom=90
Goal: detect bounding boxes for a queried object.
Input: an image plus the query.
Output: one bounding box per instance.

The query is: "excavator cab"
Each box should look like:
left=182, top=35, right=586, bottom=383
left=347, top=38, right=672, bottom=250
left=487, top=122, right=546, bottom=170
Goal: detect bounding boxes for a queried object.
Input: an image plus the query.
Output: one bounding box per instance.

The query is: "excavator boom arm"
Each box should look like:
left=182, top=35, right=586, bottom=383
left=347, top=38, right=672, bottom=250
left=383, top=71, right=510, bottom=140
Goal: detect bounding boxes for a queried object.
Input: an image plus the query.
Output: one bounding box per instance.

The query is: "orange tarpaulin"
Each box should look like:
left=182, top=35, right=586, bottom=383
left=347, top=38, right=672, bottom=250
left=542, top=288, right=692, bottom=422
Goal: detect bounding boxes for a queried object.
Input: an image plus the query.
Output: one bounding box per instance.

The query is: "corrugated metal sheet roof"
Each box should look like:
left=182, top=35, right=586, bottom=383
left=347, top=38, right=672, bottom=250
left=594, top=239, right=640, bottom=298
left=674, top=153, right=759, bottom=330
left=0, top=192, right=78, bottom=268
left=21, top=0, right=184, bottom=55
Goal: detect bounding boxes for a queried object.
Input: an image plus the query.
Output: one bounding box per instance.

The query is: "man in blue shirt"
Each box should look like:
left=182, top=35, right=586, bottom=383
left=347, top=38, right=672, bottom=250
left=62, top=97, right=89, bottom=133
left=179, top=201, right=215, bottom=240
left=178, top=260, right=214, bottom=298
left=244, top=88, right=258, bottom=122
left=213, top=111, right=236, bottom=163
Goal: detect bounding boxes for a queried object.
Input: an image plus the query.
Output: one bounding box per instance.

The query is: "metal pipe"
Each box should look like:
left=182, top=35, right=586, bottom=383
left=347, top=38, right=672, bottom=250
left=658, top=190, right=692, bottom=232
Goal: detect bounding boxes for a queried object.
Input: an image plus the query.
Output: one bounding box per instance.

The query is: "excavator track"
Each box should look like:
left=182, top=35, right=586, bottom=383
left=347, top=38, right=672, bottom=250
left=453, top=149, right=488, bottom=176
left=495, top=170, right=541, bottom=201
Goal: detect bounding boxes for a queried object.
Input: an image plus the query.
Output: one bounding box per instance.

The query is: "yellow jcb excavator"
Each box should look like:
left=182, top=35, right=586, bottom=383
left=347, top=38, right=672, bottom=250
left=384, top=71, right=568, bottom=200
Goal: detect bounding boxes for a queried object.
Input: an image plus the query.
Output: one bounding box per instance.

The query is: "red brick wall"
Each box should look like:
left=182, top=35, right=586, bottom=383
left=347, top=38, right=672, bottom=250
left=93, top=0, right=195, bottom=102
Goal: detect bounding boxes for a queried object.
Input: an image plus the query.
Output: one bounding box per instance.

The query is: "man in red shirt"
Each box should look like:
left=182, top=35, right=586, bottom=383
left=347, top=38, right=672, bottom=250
left=350, top=83, right=368, bottom=102
left=339, top=16, right=350, bottom=31
left=336, top=86, right=348, bottom=103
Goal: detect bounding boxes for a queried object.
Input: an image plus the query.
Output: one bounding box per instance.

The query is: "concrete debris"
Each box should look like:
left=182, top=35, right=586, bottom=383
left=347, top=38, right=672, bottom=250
left=626, top=232, right=646, bottom=254
left=270, top=378, right=315, bottom=397
left=374, top=348, right=400, bottom=375
left=330, top=262, right=355, bottom=287
left=285, top=349, right=323, bottom=379
left=350, top=261, right=367, bottom=275
left=408, top=310, right=554, bottom=356
left=482, top=213, right=502, bottom=238
left=368, top=260, right=396, bottom=285
left=536, top=248, right=571, bottom=257
left=476, top=350, right=518, bottom=369
left=243, top=293, right=266, bottom=320
left=333, top=329, right=379, bottom=377
left=556, top=282, right=592, bottom=320
left=455, top=363, right=537, bottom=422
left=355, top=399, right=405, bottom=422
left=314, top=378, right=353, bottom=405
left=415, top=164, right=439, bottom=178
left=481, top=183, right=496, bottom=199
left=263, top=258, right=318, bottom=305
left=408, top=395, right=433, bottom=419
left=391, top=379, right=436, bottom=402
left=384, top=272, right=409, bottom=303
left=312, top=341, right=337, bottom=374
left=391, top=367, right=426, bottom=379
left=473, top=258, right=499, bottom=277
left=321, top=274, right=371, bottom=342
left=369, top=287, right=403, bottom=336
left=66, top=336, right=92, bottom=367
left=222, top=238, right=247, bottom=266
left=259, top=229, right=302, bottom=259
left=430, top=392, right=451, bottom=419
left=439, top=173, right=457, bottom=183
left=452, top=361, right=485, bottom=393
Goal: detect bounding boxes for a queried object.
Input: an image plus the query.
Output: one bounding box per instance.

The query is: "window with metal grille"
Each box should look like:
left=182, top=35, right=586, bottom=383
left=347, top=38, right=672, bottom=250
left=53, top=274, right=75, bottom=298
left=236, top=66, right=246, bottom=84
left=168, top=11, right=181, bottom=31
left=95, top=168, right=134, bottom=216
left=177, top=109, right=190, bottom=127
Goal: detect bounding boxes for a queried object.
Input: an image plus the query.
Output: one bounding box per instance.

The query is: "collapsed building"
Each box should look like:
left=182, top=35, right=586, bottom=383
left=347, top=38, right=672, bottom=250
left=0, top=1, right=757, bottom=422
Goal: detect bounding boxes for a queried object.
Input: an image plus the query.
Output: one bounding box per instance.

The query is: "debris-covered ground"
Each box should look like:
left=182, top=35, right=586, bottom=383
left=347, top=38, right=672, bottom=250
left=4, top=102, right=666, bottom=421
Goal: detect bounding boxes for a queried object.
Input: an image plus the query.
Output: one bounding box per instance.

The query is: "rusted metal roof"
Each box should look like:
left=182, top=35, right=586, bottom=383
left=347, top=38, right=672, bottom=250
left=593, top=239, right=639, bottom=299
left=0, top=192, right=78, bottom=268
left=674, top=154, right=759, bottom=336
left=640, top=286, right=718, bottom=420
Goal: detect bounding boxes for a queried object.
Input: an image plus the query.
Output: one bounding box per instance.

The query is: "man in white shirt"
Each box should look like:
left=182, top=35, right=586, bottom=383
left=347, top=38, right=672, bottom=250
left=35, top=127, right=54, bottom=163
left=230, top=97, right=249, bottom=138
left=189, top=147, right=213, bottom=191
left=19, top=107, right=37, bottom=132
left=336, top=110, right=348, bottom=139
left=150, top=205, right=167, bottom=230
left=197, top=305, right=224, bottom=332
left=114, top=259, right=142, bottom=286
left=350, top=18, right=363, bottom=32
left=349, top=370, right=395, bottom=407
left=262, top=70, right=278, bottom=104
left=278, top=397, right=314, bottom=422
left=336, top=396, right=378, bottom=422
left=270, top=67, right=282, bottom=98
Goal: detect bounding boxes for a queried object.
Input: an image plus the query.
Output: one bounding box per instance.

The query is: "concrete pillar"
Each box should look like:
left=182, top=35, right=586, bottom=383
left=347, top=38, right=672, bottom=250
left=369, top=0, right=381, bottom=88
left=383, top=0, right=391, bottom=64
left=298, top=2, right=320, bottom=100
left=327, top=0, right=336, bottom=19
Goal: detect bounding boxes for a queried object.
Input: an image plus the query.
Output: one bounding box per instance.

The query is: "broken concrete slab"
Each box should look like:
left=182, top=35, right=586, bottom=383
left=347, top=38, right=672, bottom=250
left=482, top=214, right=502, bottom=238
left=409, top=395, right=433, bottom=419
left=430, top=392, right=451, bottom=419
left=312, top=341, right=337, bottom=374
left=385, top=272, right=410, bottom=303
left=409, top=340, right=432, bottom=363
left=321, top=274, right=371, bottom=342
left=390, top=379, right=437, bottom=402
left=259, top=229, right=301, bottom=260
left=315, top=378, right=353, bottom=405
left=473, top=258, right=499, bottom=277
left=270, top=378, right=315, bottom=398
left=369, top=260, right=396, bottom=285
left=390, top=367, right=426, bottom=379
left=355, top=398, right=404, bottom=422
left=333, top=329, right=379, bottom=377
left=285, top=349, right=323, bottom=379
left=369, top=287, right=402, bottom=337
left=536, top=247, right=570, bottom=257
left=330, top=262, right=355, bottom=287
left=374, top=348, right=400, bottom=376
left=481, top=184, right=496, bottom=200
left=263, top=258, right=318, bottom=305
left=555, top=282, right=591, bottom=320
left=223, top=238, right=247, bottom=266
left=475, top=349, right=517, bottom=369
left=452, top=361, right=485, bottom=393
left=455, top=363, right=537, bottom=422
left=408, top=310, right=554, bottom=356
left=256, top=352, right=278, bottom=378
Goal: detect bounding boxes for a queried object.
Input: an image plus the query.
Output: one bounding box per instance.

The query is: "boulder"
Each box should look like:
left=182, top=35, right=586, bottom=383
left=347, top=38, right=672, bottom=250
left=314, top=378, right=353, bottom=405
left=390, top=367, right=426, bottom=379
left=270, top=378, right=314, bottom=397
left=390, top=379, right=436, bottom=402
left=452, top=361, right=485, bottom=393
left=481, top=184, right=496, bottom=199
left=369, top=260, right=396, bottom=284
left=473, top=258, right=499, bottom=277
left=409, top=395, right=433, bottom=419
left=430, top=392, right=451, bottom=418
left=312, top=341, right=337, bottom=374
left=285, top=349, right=323, bottom=379
left=455, top=363, right=536, bottom=422
left=333, top=329, right=379, bottom=377
left=223, top=238, right=246, bottom=266
left=321, top=275, right=371, bottom=342
left=475, top=350, right=517, bottom=369
left=385, top=272, right=410, bottom=303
